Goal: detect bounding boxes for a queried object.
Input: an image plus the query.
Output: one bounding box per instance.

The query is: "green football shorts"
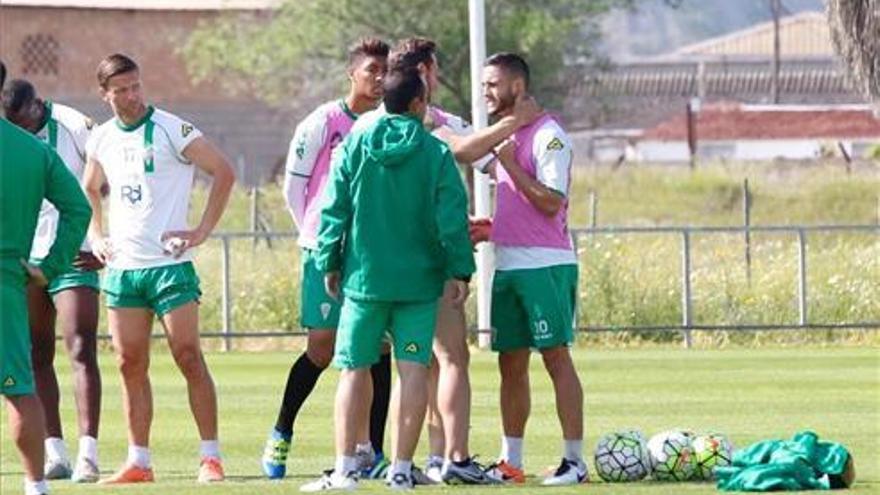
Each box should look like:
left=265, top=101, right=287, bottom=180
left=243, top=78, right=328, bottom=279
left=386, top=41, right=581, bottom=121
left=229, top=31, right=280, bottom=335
left=30, top=257, right=100, bottom=296
left=1, top=276, right=34, bottom=396
left=491, top=264, right=578, bottom=352
left=103, top=262, right=201, bottom=317
left=334, top=298, right=437, bottom=369
left=300, top=249, right=341, bottom=330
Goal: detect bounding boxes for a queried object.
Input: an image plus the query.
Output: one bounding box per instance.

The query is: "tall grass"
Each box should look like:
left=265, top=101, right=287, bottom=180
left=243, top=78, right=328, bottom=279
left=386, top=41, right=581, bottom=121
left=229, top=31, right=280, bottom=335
left=182, top=162, right=880, bottom=345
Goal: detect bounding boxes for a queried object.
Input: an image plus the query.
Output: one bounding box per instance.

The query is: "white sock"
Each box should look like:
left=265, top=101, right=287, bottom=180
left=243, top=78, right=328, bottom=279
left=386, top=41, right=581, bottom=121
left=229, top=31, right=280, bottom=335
left=127, top=445, right=151, bottom=469
left=501, top=436, right=523, bottom=469
left=390, top=459, right=413, bottom=477
left=427, top=454, right=443, bottom=466
left=45, top=437, right=68, bottom=462
left=335, top=455, right=358, bottom=476
left=78, top=436, right=98, bottom=464
left=25, top=479, right=49, bottom=495
left=199, top=440, right=221, bottom=459
left=564, top=439, right=584, bottom=464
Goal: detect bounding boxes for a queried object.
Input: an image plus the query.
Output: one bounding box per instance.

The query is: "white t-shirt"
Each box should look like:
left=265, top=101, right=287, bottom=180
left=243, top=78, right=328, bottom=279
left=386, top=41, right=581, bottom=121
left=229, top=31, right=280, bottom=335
left=30, top=102, right=93, bottom=259
left=86, top=106, right=202, bottom=269
left=495, top=118, right=577, bottom=270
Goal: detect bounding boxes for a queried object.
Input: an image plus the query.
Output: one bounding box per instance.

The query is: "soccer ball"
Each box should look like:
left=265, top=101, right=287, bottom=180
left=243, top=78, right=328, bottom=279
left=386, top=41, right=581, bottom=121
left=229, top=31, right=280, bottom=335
left=692, top=433, right=734, bottom=480
left=647, top=429, right=696, bottom=481
left=593, top=430, right=651, bottom=482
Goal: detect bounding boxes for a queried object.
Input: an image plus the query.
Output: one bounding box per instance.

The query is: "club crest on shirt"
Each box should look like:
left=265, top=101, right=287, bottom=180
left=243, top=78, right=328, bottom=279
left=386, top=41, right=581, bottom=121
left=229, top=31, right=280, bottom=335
left=320, top=302, right=332, bottom=320
left=295, top=137, right=307, bottom=160
left=2, top=376, right=15, bottom=388
left=546, top=137, right=565, bottom=151
left=84, top=117, right=96, bottom=130
left=181, top=123, right=195, bottom=138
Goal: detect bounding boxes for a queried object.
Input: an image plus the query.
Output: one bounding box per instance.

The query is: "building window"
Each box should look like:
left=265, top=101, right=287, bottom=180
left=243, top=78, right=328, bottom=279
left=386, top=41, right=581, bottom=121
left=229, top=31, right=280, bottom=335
left=20, top=34, right=59, bottom=76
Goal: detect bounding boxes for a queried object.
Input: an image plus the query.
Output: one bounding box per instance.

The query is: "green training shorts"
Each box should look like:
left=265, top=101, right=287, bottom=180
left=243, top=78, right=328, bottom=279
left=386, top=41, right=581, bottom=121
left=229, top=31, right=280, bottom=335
left=103, top=261, right=201, bottom=317
left=334, top=298, right=437, bottom=369
left=1, top=278, right=34, bottom=396
left=491, top=264, right=578, bottom=352
left=300, top=249, right=341, bottom=330
left=30, top=257, right=100, bottom=296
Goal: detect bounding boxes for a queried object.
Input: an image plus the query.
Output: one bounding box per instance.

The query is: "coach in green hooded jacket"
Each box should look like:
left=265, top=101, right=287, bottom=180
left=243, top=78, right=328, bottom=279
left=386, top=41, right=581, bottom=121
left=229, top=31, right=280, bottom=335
left=310, top=67, right=474, bottom=489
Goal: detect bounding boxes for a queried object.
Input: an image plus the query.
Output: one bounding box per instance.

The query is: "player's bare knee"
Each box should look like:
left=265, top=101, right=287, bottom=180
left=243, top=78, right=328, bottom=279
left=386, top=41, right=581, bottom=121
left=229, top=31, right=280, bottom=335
left=306, top=330, right=334, bottom=368
left=541, top=347, right=575, bottom=379
left=172, top=345, right=206, bottom=379
left=306, top=347, right=333, bottom=369
left=66, top=335, right=97, bottom=370
left=117, top=352, right=148, bottom=379
left=499, top=357, right=529, bottom=385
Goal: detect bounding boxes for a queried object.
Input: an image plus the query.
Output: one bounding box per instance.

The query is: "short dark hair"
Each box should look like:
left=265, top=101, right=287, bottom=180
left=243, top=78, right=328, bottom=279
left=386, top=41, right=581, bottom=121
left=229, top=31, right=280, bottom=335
left=348, top=37, right=390, bottom=67
left=389, top=37, right=437, bottom=72
left=0, top=60, right=6, bottom=91
left=485, top=52, right=530, bottom=90
left=1, top=79, right=37, bottom=118
left=383, top=68, right=425, bottom=114
left=96, top=53, right=139, bottom=89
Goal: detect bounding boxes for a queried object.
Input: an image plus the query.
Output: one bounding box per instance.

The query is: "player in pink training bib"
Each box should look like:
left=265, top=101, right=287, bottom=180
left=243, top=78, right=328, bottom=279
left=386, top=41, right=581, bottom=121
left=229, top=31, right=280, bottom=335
left=264, top=38, right=393, bottom=481
left=477, top=53, right=587, bottom=487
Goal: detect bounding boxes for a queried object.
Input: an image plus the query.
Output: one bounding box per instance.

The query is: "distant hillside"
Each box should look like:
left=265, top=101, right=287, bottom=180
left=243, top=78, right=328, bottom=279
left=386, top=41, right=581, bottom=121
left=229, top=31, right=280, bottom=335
left=600, top=0, right=825, bottom=61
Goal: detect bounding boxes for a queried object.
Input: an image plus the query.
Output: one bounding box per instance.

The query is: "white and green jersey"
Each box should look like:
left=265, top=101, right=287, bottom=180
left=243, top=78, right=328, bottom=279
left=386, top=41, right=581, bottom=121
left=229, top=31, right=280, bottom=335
left=30, top=101, right=94, bottom=260
left=85, top=106, right=202, bottom=269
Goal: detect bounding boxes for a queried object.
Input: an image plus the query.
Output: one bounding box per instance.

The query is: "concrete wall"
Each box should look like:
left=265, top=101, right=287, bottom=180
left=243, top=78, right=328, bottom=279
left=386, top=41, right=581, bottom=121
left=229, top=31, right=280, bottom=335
left=636, top=139, right=876, bottom=162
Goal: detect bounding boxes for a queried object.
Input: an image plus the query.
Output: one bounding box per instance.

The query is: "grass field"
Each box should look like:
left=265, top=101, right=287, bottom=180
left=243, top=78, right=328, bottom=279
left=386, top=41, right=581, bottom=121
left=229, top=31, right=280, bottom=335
left=2, top=347, right=878, bottom=494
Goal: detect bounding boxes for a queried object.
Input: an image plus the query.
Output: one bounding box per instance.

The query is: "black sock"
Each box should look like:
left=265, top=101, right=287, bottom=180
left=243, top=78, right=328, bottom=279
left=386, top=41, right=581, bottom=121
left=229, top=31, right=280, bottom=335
left=369, top=352, right=392, bottom=455
left=274, top=352, right=326, bottom=437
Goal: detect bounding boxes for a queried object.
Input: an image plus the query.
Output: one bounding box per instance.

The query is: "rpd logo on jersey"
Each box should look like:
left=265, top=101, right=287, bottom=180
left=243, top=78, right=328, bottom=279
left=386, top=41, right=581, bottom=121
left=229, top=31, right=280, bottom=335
left=121, top=184, right=143, bottom=205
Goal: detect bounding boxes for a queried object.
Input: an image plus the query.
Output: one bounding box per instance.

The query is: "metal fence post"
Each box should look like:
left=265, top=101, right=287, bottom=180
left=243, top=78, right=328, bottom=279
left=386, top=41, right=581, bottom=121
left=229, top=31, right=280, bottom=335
left=681, top=230, right=693, bottom=348
left=221, top=236, right=232, bottom=352
left=571, top=233, right=581, bottom=330
left=589, top=190, right=598, bottom=229
left=797, top=229, right=807, bottom=326
left=743, top=179, right=752, bottom=284
left=250, top=186, right=259, bottom=249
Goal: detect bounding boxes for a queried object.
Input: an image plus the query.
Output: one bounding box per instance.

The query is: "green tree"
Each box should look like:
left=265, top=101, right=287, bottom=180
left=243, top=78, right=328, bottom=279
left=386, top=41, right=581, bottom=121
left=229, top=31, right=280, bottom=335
left=183, top=0, right=633, bottom=117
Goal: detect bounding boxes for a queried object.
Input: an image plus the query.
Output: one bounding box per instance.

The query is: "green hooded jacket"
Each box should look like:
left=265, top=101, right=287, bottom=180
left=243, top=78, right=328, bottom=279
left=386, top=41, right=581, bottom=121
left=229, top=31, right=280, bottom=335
left=716, top=431, right=853, bottom=491
left=315, top=112, right=475, bottom=302
left=0, top=119, right=91, bottom=285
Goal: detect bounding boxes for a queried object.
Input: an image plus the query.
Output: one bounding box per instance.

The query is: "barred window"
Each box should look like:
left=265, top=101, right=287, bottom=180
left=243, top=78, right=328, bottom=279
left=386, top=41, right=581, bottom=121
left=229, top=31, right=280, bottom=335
left=20, top=34, right=59, bottom=76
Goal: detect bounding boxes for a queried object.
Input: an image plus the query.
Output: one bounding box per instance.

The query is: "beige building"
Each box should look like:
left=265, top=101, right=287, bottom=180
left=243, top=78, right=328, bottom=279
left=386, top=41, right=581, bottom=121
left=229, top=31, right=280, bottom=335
left=1, top=0, right=290, bottom=184
left=574, top=11, right=868, bottom=161
left=667, top=12, right=834, bottom=60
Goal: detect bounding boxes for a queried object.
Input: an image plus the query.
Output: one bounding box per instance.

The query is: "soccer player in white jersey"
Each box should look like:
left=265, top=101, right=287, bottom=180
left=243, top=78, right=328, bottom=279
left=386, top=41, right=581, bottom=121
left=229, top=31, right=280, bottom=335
left=2, top=80, right=103, bottom=483
left=81, top=53, right=235, bottom=484
left=387, top=37, right=540, bottom=485
left=261, top=38, right=392, bottom=481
